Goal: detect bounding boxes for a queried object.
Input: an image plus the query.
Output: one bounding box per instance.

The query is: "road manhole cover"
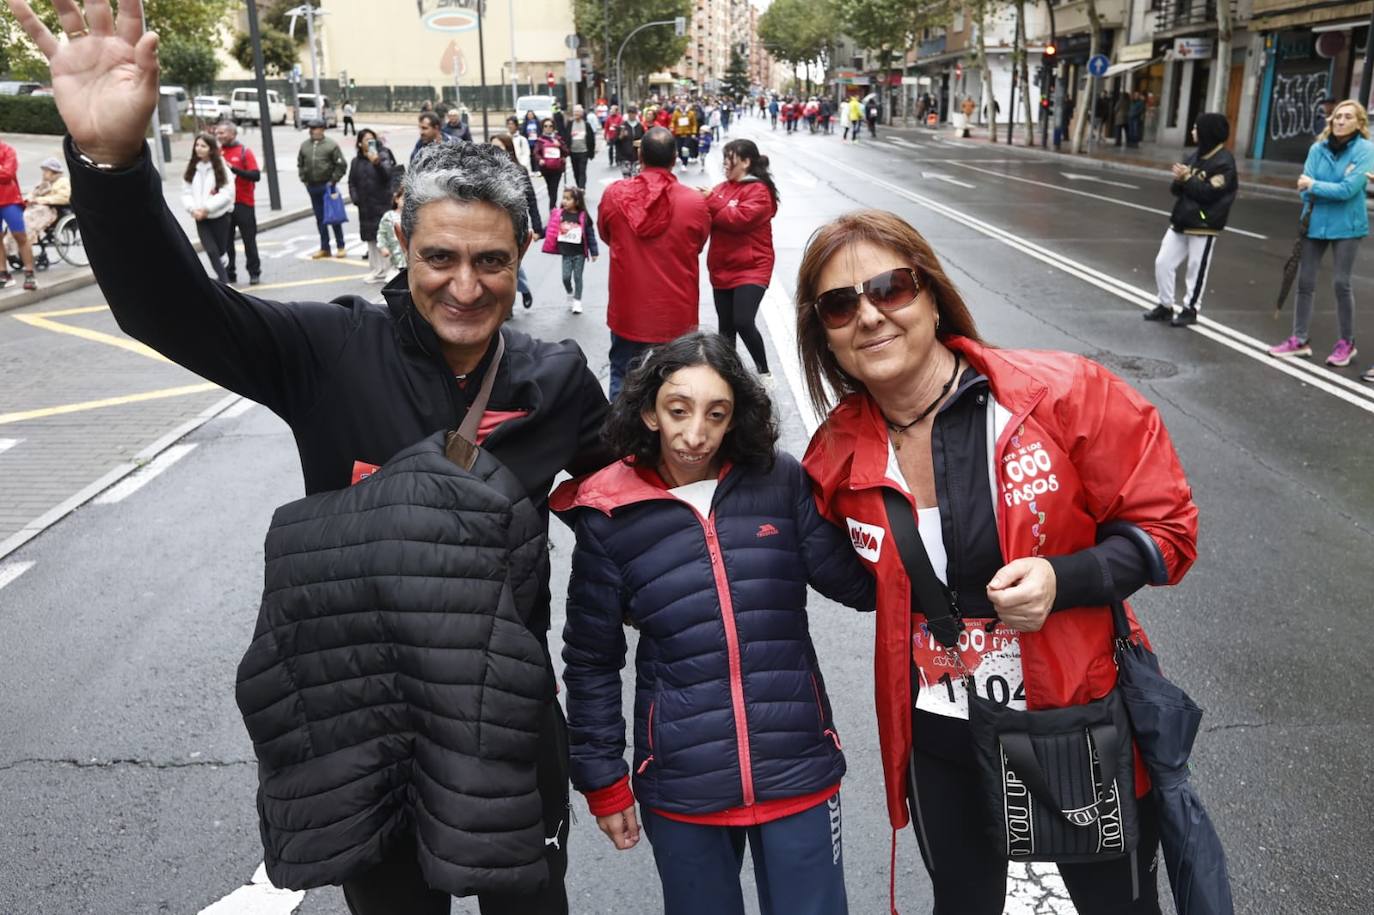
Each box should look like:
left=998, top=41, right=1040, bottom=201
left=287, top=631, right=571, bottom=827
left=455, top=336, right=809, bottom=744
left=1088, top=351, right=1179, bottom=380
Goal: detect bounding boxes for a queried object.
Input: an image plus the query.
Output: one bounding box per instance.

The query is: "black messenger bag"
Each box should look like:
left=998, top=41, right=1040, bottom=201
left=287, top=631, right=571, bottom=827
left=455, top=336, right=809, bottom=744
left=882, top=488, right=1141, bottom=867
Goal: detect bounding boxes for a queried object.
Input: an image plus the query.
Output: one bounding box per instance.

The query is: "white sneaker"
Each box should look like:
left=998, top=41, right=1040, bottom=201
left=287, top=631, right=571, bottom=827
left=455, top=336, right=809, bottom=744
left=758, top=371, right=776, bottom=391
left=565, top=293, right=575, bottom=308
left=571, top=299, right=583, bottom=314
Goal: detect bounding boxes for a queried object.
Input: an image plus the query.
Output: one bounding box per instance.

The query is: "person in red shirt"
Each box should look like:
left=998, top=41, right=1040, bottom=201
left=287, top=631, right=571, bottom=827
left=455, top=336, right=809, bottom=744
left=597, top=127, right=711, bottom=398
left=0, top=138, right=38, bottom=290
left=213, top=120, right=262, bottom=285
left=603, top=103, right=624, bottom=168
left=703, top=139, right=778, bottom=383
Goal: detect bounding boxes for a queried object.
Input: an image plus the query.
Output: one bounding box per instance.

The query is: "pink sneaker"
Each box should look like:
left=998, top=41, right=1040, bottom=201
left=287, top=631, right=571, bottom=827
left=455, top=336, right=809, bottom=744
left=1326, top=338, right=1358, bottom=367
left=1268, top=336, right=1311, bottom=358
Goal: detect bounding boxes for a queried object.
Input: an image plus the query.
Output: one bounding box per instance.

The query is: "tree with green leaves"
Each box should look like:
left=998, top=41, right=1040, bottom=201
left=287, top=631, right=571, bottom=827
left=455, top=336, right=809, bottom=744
left=229, top=25, right=299, bottom=77
left=572, top=0, right=690, bottom=100
left=2, top=0, right=235, bottom=82
left=723, top=45, right=750, bottom=99
left=160, top=36, right=220, bottom=95
left=758, top=0, right=834, bottom=96
left=837, top=0, right=953, bottom=120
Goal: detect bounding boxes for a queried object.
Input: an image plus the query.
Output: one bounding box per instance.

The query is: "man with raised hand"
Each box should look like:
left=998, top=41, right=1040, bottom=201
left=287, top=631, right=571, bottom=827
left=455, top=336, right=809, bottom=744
left=6, top=1, right=609, bottom=911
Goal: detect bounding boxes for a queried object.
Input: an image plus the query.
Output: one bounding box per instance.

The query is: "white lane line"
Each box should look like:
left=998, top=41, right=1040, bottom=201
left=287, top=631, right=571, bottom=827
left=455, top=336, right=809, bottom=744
left=196, top=862, right=304, bottom=915
left=92, top=444, right=198, bottom=505
left=0, top=438, right=21, bottom=456
left=945, top=160, right=1268, bottom=240
left=0, top=561, right=35, bottom=591
left=922, top=171, right=977, bottom=189
left=219, top=398, right=257, bottom=420
left=760, top=285, right=821, bottom=436
left=800, top=147, right=1374, bottom=415
left=1062, top=171, right=1140, bottom=189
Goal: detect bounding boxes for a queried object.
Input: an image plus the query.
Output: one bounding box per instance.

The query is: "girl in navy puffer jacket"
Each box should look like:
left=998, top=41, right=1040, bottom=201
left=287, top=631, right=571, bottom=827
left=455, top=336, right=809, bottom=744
left=552, top=332, right=873, bottom=915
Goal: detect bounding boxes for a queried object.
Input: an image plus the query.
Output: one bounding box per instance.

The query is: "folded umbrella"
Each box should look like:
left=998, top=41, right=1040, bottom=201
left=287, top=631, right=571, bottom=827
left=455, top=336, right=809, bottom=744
left=1274, top=205, right=1311, bottom=318
left=1101, top=521, right=1235, bottom=915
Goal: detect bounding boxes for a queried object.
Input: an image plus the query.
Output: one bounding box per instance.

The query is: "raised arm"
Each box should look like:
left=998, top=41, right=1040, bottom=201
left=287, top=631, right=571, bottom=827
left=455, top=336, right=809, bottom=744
left=9, top=0, right=352, bottom=418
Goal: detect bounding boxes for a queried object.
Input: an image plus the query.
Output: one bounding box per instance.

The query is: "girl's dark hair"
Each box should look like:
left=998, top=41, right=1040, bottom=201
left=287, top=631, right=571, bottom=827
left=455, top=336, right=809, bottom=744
left=184, top=132, right=228, bottom=188
left=561, top=185, right=586, bottom=214
left=722, top=138, right=778, bottom=206
left=490, top=131, right=518, bottom=163
left=603, top=331, right=778, bottom=474
left=355, top=128, right=378, bottom=155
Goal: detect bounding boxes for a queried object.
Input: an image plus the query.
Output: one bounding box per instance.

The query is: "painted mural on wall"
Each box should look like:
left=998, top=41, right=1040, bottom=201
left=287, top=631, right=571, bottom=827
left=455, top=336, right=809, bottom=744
left=1264, top=32, right=1330, bottom=162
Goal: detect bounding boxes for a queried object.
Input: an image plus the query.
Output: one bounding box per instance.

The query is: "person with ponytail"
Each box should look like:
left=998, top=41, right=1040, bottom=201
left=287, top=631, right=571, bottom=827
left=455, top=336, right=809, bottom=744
left=702, top=139, right=780, bottom=384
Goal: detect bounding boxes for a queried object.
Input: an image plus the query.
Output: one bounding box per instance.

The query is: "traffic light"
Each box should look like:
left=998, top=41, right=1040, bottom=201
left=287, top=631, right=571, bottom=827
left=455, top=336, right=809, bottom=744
left=1044, top=43, right=1057, bottom=58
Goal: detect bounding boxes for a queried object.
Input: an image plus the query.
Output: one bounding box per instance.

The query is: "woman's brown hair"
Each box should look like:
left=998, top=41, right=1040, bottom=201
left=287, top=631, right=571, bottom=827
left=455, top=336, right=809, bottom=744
left=183, top=132, right=228, bottom=188
left=795, top=210, right=984, bottom=418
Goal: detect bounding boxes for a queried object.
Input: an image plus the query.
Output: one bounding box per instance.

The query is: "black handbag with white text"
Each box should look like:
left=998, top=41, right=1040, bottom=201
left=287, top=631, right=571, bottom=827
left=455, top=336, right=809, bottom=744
left=881, top=488, right=1141, bottom=867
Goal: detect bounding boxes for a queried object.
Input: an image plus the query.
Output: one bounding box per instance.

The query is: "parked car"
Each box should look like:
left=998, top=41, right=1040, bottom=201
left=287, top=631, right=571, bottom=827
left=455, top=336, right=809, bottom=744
left=230, top=87, right=288, bottom=126
left=193, top=95, right=232, bottom=120
left=159, top=85, right=190, bottom=118
left=0, top=81, right=43, bottom=95
left=30, top=87, right=54, bottom=97
left=294, top=93, right=336, bottom=128
left=514, top=94, right=557, bottom=123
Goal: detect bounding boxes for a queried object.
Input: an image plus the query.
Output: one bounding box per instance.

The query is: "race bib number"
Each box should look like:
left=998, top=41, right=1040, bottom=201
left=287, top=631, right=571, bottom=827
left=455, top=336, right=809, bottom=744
left=543, top=146, right=562, bottom=161
left=678, top=117, right=690, bottom=127
left=912, top=618, right=1025, bottom=719
left=558, top=221, right=583, bottom=244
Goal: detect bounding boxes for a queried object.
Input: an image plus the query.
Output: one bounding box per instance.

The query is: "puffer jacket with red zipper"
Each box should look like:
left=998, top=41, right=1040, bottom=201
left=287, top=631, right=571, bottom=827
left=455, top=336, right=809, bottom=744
left=551, top=453, right=874, bottom=821
left=802, top=335, right=1199, bottom=836
left=705, top=177, right=777, bottom=289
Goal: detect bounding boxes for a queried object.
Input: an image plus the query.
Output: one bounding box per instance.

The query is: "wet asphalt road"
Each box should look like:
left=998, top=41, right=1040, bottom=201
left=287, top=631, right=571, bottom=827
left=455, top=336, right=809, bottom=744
left=0, top=115, right=1371, bottom=914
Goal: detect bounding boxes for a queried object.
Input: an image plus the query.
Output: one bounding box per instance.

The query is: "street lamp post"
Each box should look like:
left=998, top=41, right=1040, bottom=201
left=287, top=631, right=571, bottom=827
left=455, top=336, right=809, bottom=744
left=245, top=0, right=282, bottom=210
left=287, top=4, right=326, bottom=118
left=508, top=0, right=519, bottom=111
left=616, top=19, right=678, bottom=104
left=477, top=1, right=490, bottom=138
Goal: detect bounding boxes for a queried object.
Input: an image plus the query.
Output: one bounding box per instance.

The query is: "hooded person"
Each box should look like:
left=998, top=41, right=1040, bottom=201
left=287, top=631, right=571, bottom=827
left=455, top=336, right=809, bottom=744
left=1144, top=112, right=1237, bottom=327
left=595, top=127, right=711, bottom=398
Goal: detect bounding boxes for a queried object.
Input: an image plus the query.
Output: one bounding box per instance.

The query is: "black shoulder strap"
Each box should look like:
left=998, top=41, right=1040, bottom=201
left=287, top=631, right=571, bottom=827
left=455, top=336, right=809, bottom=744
left=880, top=487, right=964, bottom=651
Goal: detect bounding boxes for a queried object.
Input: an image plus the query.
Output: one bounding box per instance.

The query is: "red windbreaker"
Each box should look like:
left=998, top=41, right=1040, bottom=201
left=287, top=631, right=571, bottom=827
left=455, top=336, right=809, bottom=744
left=597, top=166, right=710, bottom=343
left=0, top=142, right=23, bottom=207
left=705, top=178, right=776, bottom=289
left=219, top=141, right=258, bottom=207
left=803, top=337, right=1199, bottom=830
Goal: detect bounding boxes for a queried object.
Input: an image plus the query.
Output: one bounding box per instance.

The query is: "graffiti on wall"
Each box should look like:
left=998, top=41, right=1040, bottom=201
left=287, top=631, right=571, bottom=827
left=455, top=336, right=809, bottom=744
left=1269, top=71, right=1328, bottom=143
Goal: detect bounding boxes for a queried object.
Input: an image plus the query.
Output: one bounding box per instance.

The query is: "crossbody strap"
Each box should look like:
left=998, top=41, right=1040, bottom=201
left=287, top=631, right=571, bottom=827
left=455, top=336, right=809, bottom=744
left=880, top=487, right=964, bottom=652
left=445, top=332, right=506, bottom=472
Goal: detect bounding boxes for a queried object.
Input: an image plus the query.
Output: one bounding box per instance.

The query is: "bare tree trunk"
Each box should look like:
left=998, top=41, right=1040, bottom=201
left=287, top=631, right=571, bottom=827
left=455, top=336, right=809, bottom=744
left=1070, top=0, right=1102, bottom=155
left=1208, top=0, right=1233, bottom=115
left=1016, top=0, right=1034, bottom=145
left=976, top=0, right=996, bottom=142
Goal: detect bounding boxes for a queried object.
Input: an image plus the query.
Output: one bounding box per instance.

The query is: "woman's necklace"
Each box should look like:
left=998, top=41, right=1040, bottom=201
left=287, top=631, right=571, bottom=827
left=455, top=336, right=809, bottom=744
left=883, top=356, right=961, bottom=451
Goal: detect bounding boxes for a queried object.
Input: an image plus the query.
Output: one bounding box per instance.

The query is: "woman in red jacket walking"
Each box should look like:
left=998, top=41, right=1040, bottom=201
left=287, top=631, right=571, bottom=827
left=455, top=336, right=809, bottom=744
left=704, top=140, right=779, bottom=383
left=794, top=211, right=1199, bottom=914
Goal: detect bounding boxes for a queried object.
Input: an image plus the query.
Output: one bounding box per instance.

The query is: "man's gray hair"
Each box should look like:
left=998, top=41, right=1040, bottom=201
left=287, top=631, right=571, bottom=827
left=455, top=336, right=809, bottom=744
left=402, top=141, right=531, bottom=249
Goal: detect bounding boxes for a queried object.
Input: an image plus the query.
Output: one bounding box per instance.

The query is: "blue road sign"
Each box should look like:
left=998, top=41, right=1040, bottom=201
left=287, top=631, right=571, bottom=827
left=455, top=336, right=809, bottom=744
left=1088, top=54, right=1110, bottom=77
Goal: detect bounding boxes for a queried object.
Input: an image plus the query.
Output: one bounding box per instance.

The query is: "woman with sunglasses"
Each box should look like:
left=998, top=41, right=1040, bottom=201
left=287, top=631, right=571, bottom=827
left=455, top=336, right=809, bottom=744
left=703, top=139, right=779, bottom=383
left=796, top=211, right=1199, bottom=914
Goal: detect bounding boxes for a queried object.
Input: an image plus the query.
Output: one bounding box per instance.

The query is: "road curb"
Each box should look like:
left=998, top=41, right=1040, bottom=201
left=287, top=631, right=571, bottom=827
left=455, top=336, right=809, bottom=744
left=0, top=203, right=321, bottom=315
left=0, top=392, right=243, bottom=563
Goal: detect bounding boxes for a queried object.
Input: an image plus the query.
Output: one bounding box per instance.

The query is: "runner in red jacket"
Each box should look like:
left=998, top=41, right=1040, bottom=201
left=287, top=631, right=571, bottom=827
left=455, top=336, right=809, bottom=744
left=795, top=210, right=1198, bottom=914
left=0, top=139, right=37, bottom=289
left=704, top=139, right=778, bottom=381
left=597, top=127, right=710, bottom=399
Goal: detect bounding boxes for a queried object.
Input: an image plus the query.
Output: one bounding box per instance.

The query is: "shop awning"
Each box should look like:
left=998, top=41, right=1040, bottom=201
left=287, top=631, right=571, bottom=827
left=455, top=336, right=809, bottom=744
left=1103, top=57, right=1162, bottom=77
left=1251, top=0, right=1373, bottom=30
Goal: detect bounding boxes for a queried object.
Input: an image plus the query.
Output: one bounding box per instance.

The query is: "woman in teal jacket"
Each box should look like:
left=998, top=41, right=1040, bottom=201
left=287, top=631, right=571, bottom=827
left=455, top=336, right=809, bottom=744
left=1269, top=99, right=1374, bottom=372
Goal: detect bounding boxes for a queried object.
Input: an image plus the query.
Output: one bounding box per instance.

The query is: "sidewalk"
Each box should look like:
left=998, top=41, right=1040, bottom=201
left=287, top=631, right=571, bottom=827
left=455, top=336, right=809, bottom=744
left=0, top=121, right=418, bottom=312
left=889, top=119, right=1306, bottom=199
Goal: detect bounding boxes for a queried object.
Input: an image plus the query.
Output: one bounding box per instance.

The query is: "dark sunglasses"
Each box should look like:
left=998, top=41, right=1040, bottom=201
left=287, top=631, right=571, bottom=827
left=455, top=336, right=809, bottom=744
left=813, top=267, right=921, bottom=329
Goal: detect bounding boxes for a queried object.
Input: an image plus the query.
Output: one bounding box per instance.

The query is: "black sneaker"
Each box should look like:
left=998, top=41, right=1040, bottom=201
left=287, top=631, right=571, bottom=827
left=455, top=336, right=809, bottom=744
left=227, top=273, right=238, bottom=283
left=249, top=275, right=262, bottom=286
left=522, top=291, right=533, bottom=310
left=1143, top=304, right=1172, bottom=322
left=1170, top=307, right=1197, bottom=327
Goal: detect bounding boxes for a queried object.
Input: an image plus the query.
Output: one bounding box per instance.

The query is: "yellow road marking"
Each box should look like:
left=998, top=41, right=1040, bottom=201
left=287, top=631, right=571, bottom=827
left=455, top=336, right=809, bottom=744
left=12, top=314, right=170, bottom=363
left=28, top=304, right=108, bottom=319
left=0, top=382, right=220, bottom=425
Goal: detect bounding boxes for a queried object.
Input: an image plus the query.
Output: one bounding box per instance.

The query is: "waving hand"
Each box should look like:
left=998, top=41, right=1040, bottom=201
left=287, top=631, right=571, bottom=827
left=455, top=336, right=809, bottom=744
left=6, top=0, right=159, bottom=167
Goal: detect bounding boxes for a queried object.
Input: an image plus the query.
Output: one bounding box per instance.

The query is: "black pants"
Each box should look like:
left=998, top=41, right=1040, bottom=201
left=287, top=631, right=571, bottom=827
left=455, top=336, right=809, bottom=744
left=342, top=700, right=572, bottom=915
left=225, top=202, right=260, bottom=280
left=343, top=116, right=356, bottom=136
left=542, top=169, right=563, bottom=210
left=569, top=151, right=589, bottom=189
left=713, top=285, right=769, bottom=373
left=196, top=214, right=231, bottom=284
left=907, top=747, right=1161, bottom=915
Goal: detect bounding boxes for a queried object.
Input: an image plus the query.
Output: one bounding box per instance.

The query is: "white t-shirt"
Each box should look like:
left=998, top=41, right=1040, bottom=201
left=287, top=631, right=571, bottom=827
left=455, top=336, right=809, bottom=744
left=669, top=479, right=717, bottom=518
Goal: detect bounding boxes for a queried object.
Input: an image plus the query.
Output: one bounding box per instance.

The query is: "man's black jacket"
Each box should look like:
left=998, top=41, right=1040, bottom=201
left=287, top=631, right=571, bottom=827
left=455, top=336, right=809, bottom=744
left=67, top=140, right=611, bottom=640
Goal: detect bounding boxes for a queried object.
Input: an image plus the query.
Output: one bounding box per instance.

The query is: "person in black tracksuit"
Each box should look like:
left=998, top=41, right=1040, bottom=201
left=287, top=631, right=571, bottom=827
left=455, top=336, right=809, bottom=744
left=68, top=138, right=610, bottom=915
left=1144, top=112, right=1237, bottom=327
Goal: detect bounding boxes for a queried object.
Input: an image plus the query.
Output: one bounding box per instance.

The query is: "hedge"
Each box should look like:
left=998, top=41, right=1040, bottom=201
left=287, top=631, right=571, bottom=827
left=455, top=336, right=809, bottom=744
left=0, top=94, right=67, bottom=135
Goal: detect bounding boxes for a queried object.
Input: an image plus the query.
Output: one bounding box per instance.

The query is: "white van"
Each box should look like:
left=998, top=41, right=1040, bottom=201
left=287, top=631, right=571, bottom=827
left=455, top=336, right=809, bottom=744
left=295, top=93, right=336, bottom=129
left=514, top=94, right=557, bottom=124
left=230, top=87, right=288, bottom=126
